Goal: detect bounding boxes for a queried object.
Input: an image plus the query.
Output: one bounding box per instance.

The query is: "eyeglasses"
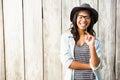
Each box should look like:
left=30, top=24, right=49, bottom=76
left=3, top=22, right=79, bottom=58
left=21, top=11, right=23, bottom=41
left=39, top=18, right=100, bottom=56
left=77, top=15, right=90, bottom=20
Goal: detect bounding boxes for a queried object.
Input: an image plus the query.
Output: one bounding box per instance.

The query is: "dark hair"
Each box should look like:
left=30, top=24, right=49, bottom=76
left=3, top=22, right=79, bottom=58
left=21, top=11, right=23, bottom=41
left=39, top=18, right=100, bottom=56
left=70, top=9, right=96, bottom=44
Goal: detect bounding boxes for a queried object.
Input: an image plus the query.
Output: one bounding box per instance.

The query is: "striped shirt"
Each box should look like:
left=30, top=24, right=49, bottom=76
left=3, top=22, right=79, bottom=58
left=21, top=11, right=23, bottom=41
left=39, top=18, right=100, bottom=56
left=74, top=43, right=95, bottom=80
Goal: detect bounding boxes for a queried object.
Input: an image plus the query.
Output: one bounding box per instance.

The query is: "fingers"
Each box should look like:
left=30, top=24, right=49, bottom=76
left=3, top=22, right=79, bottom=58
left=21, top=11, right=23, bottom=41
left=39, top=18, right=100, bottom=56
left=84, top=31, right=92, bottom=41
left=84, top=31, right=95, bottom=46
left=85, top=35, right=92, bottom=41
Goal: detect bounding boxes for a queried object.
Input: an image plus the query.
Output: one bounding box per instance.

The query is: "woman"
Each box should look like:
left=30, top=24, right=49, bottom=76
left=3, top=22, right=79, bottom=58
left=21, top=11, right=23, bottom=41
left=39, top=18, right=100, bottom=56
left=60, top=3, right=102, bottom=80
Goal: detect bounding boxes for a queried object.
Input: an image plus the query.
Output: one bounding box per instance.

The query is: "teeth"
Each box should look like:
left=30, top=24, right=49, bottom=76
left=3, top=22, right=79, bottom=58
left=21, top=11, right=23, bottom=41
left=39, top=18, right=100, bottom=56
left=80, top=23, right=86, bottom=26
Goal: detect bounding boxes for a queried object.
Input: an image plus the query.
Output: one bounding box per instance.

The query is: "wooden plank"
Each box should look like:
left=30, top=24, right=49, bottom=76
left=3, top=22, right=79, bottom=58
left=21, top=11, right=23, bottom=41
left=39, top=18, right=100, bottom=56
left=98, top=2, right=106, bottom=79
left=80, top=0, right=99, bottom=36
left=99, top=0, right=116, bottom=80
left=23, top=0, right=43, bottom=80
left=116, top=0, right=120, bottom=79
left=0, top=0, right=5, bottom=80
left=62, top=0, right=79, bottom=33
left=43, top=0, right=61, bottom=80
left=3, top=0, right=24, bottom=80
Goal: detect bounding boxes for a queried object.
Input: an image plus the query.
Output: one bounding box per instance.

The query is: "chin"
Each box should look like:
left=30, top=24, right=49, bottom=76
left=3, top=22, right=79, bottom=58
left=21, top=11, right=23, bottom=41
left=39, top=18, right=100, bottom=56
left=80, top=27, right=86, bottom=30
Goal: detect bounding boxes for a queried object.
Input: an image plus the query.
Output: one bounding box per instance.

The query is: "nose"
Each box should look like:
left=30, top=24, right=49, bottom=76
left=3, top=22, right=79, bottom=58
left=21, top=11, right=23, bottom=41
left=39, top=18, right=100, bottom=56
left=81, top=17, right=86, bottom=22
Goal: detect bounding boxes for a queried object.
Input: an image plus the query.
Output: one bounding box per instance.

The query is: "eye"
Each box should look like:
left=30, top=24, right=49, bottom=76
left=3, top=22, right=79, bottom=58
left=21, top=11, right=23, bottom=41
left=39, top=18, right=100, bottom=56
left=77, top=15, right=90, bottom=20
left=77, top=15, right=83, bottom=19
left=85, top=16, right=90, bottom=19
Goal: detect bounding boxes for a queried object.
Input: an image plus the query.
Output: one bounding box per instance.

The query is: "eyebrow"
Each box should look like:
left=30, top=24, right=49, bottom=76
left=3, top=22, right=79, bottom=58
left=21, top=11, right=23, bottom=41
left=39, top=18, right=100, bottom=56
left=77, top=15, right=90, bottom=17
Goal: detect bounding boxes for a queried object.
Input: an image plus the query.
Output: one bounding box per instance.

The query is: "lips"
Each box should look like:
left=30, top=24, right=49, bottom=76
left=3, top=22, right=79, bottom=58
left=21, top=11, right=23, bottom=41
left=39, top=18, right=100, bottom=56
left=80, top=23, right=87, bottom=28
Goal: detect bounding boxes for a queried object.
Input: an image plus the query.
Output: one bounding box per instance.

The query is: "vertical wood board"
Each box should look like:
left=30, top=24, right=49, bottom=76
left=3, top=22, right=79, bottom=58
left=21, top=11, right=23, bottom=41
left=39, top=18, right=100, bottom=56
left=0, top=0, right=5, bottom=80
left=3, top=0, right=24, bottom=80
left=62, top=0, right=79, bottom=33
left=23, top=0, right=43, bottom=80
left=43, top=0, right=61, bottom=80
left=116, top=0, right=120, bottom=79
left=99, top=0, right=116, bottom=80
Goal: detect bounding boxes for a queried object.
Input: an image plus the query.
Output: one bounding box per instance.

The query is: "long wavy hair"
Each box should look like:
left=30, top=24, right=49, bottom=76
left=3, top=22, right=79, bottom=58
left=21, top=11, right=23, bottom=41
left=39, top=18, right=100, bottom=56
left=70, top=9, right=96, bottom=44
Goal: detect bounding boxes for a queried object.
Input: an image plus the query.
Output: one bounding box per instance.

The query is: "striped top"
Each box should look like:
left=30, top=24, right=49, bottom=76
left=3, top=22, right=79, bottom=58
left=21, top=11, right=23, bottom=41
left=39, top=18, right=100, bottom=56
left=74, top=43, right=95, bottom=80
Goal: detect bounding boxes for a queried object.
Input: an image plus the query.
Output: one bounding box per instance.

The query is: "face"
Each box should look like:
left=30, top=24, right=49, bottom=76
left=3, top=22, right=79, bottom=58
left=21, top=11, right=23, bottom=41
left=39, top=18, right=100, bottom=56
left=76, top=10, right=91, bottom=31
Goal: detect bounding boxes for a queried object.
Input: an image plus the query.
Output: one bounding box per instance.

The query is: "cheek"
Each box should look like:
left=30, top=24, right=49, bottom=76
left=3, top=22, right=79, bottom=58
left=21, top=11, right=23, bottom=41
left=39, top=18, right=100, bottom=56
left=76, top=19, right=80, bottom=25
left=86, top=20, right=91, bottom=28
left=88, top=20, right=91, bottom=25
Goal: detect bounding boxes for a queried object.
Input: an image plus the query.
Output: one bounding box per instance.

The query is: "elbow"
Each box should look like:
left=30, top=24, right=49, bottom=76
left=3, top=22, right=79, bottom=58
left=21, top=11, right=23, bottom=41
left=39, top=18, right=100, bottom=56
left=90, top=58, right=102, bottom=70
left=92, top=59, right=100, bottom=67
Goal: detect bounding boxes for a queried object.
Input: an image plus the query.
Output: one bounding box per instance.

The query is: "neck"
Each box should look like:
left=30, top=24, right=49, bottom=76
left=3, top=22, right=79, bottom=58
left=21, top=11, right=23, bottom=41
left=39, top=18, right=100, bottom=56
left=78, top=29, right=85, bottom=36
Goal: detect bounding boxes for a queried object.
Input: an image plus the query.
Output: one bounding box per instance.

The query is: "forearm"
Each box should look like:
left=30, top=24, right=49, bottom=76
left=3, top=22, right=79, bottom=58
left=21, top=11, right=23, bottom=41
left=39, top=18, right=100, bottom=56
left=69, top=60, right=91, bottom=70
left=89, top=45, right=100, bottom=67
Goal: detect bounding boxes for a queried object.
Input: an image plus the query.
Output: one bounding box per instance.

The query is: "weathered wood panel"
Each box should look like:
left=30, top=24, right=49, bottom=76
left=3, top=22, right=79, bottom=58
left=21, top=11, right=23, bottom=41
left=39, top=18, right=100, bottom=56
left=3, top=0, right=24, bottom=80
left=99, top=0, right=116, bottom=80
left=0, top=0, right=5, bottom=80
left=116, top=0, right=120, bottom=79
left=43, top=0, right=61, bottom=80
left=98, top=2, right=106, bottom=80
left=62, top=0, right=79, bottom=33
left=23, top=0, right=43, bottom=80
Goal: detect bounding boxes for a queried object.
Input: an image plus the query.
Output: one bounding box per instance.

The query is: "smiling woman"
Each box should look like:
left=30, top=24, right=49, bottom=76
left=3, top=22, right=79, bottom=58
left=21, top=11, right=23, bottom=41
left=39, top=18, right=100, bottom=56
left=76, top=10, right=91, bottom=34
left=60, top=3, right=102, bottom=80
left=0, top=0, right=119, bottom=80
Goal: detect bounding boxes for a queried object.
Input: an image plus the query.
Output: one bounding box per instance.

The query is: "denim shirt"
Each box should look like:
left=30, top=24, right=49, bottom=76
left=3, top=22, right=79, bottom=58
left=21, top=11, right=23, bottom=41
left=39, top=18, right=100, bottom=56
left=60, top=31, right=102, bottom=80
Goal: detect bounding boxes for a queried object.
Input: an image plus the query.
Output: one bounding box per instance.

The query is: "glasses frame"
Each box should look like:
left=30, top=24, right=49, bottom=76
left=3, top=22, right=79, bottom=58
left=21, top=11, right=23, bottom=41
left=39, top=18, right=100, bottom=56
left=77, top=15, right=91, bottom=20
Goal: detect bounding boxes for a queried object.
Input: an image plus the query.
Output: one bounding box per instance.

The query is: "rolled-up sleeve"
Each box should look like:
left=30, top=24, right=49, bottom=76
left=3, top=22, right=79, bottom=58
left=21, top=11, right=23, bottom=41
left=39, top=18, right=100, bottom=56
left=90, top=39, right=102, bottom=70
left=60, top=34, right=74, bottom=68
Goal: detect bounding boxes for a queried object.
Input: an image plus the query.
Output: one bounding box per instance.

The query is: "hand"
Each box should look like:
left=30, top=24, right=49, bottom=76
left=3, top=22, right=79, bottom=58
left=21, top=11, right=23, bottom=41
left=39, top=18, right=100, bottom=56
left=85, top=31, right=95, bottom=47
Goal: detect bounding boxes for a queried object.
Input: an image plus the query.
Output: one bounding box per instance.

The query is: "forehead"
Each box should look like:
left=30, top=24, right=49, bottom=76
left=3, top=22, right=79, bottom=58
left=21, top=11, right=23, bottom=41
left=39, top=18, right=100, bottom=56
left=77, top=10, right=90, bottom=16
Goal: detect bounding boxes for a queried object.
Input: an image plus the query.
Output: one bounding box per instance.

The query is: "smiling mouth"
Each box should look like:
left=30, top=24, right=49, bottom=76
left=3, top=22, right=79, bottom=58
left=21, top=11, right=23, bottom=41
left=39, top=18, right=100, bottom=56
left=80, top=23, right=87, bottom=27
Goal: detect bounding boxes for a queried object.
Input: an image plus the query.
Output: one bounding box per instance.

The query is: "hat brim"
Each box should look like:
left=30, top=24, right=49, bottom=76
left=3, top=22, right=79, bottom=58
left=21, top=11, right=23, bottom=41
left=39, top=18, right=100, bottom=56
left=70, top=7, right=98, bottom=23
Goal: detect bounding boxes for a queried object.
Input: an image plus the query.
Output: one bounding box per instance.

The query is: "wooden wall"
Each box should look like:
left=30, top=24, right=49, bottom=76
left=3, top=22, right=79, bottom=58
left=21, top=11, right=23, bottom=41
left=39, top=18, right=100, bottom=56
left=0, top=0, right=120, bottom=80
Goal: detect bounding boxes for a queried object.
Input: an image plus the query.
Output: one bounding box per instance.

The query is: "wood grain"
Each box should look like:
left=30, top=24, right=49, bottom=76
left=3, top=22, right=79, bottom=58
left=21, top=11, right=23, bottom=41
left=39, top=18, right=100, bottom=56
left=116, top=0, right=120, bottom=79
left=0, top=0, right=5, bottom=80
left=62, top=0, right=79, bottom=33
left=99, top=0, right=116, bottom=80
left=23, top=0, right=43, bottom=80
left=43, top=0, right=61, bottom=80
left=3, top=0, right=24, bottom=80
